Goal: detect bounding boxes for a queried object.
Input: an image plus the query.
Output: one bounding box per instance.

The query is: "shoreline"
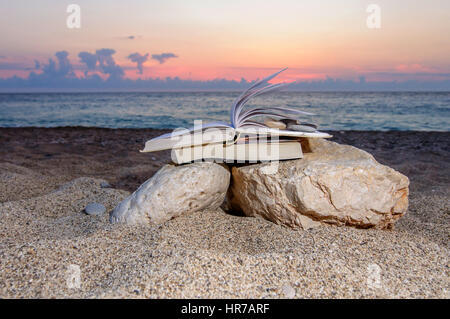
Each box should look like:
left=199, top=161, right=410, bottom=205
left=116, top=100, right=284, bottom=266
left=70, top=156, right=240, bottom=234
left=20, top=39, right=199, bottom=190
left=1, top=127, right=448, bottom=193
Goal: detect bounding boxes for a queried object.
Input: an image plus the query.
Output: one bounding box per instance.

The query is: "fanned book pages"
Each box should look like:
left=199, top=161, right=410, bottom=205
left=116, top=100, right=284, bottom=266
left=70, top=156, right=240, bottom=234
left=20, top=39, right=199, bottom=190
left=141, top=68, right=332, bottom=164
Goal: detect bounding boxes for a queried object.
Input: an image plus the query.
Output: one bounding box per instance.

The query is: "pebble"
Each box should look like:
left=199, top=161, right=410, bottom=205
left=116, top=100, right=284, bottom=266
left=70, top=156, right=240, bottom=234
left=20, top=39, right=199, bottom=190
left=100, top=181, right=111, bottom=188
left=84, top=203, right=106, bottom=216
left=282, top=284, right=296, bottom=298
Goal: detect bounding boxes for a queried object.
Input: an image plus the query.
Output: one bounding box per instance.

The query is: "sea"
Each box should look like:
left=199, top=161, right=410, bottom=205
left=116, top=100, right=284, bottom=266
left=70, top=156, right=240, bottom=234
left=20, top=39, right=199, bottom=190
left=0, top=92, right=449, bottom=131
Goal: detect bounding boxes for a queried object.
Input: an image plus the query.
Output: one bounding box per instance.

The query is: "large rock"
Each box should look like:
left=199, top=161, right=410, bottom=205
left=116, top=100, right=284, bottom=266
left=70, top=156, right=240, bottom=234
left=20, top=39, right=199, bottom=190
left=229, top=138, right=409, bottom=230
left=110, top=162, right=230, bottom=225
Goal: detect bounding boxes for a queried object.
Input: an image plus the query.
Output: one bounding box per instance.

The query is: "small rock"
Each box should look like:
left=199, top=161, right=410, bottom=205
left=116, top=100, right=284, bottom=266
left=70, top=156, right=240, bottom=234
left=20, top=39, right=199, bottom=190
left=110, top=162, right=230, bottom=225
left=282, top=284, right=296, bottom=298
left=84, top=203, right=106, bottom=216
left=100, top=181, right=111, bottom=188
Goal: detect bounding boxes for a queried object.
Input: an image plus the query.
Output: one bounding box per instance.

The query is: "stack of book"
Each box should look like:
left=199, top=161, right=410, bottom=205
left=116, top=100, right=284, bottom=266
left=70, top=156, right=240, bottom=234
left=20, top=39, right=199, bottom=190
left=141, top=68, right=331, bottom=164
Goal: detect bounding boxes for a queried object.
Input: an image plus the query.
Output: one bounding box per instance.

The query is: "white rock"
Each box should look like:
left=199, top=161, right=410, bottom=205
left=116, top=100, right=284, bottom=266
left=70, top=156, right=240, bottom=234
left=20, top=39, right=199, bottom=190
left=282, top=284, right=296, bottom=298
left=230, top=138, right=409, bottom=230
left=84, top=202, right=106, bottom=216
left=100, top=181, right=111, bottom=188
left=110, top=162, right=230, bottom=225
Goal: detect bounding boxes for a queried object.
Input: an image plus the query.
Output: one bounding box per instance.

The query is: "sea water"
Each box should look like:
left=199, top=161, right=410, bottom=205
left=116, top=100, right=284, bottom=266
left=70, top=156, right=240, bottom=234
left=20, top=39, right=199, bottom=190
left=0, top=92, right=448, bottom=131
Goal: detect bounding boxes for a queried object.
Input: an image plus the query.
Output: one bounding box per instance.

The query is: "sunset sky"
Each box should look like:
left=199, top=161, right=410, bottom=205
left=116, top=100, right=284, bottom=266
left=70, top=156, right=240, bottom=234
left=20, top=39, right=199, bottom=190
left=1, top=0, right=449, bottom=85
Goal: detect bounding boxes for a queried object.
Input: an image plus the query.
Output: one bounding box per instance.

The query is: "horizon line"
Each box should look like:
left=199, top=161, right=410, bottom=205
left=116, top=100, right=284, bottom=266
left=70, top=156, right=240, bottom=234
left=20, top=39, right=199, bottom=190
left=1, top=89, right=449, bottom=93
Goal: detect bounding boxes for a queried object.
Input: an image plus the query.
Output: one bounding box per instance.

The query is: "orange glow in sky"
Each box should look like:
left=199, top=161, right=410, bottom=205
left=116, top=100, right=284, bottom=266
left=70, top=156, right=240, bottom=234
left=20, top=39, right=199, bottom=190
left=0, top=0, right=449, bottom=82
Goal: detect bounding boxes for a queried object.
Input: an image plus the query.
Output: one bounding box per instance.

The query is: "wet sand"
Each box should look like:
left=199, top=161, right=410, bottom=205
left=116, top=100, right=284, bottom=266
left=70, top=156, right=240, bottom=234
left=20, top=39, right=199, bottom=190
left=0, top=128, right=448, bottom=298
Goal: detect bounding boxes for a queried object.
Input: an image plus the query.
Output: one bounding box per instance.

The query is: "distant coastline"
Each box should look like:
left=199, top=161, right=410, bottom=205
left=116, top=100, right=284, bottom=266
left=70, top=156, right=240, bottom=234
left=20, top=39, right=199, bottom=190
left=1, top=88, right=450, bottom=94
left=1, top=75, right=450, bottom=93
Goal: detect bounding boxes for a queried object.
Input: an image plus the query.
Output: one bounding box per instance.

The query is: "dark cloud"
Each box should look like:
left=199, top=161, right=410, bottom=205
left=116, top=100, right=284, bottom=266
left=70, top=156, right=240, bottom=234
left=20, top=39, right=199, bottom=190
left=78, top=49, right=125, bottom=79
left=95, top=48, right=124, bottom=79
left=78, top=51, right=98, bottom=76
left=151, top=52, right=178, bottom=64
left=2, top=73, right=449, bottom=92
left=54, top=51, right=72, bottom=76
left=41, top=58, right=56, bottom=74
left=127, top=52, right=149, bottom=74
left=116, top=35, right=139, bottom=40
left=39, top=51, right=74, bottom=78
left=1, top=49, right=449, bottom=91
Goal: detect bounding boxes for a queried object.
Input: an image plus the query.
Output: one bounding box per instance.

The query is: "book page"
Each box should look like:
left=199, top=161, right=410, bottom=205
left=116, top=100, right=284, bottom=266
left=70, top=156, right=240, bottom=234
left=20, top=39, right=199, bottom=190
left=231, top=68, right=288, bottom=128
left=141, top=124, right=235, bottom=152
left=236, top=127, right=332, bottom=139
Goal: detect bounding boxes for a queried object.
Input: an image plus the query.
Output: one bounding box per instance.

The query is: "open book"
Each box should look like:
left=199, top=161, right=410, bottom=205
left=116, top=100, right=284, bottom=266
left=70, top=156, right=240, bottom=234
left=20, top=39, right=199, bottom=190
left=142, top=68, right=331, bottom=164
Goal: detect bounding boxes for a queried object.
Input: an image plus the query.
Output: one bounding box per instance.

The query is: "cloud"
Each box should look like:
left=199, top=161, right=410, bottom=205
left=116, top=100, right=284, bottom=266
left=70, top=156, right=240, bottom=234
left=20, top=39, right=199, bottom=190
left=116, top=35, right=140, bottom=40
left=95, top=48, right=124, bottom=79
left=1, top=49, right=449, bottom=91
left=38, top=51, right=74, bottom=78
left=78, top=49, right=125, bottom=79
left=78, top=51, right=98, bottom=76
left=2, top=73, right=449, bottom=92
left=151, top=52, right=178, bottom=64
left=127, top=52, right=149, bottom=74
left=54, top=51, right=73, bottom=76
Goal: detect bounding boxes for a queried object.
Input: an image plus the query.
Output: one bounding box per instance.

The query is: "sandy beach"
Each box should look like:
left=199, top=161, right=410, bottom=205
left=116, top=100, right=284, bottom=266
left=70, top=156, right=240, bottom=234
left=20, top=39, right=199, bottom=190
left=0, top=127, right=448, bottom=298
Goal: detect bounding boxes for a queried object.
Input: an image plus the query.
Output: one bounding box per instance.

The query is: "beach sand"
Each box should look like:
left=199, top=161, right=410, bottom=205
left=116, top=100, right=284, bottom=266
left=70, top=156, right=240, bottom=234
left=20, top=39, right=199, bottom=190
left=0, top=128, right=448, bottom=298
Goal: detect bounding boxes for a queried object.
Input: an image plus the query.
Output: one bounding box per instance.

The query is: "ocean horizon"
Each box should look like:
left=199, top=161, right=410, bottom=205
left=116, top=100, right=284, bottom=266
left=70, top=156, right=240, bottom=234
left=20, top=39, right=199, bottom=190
left=0, top=91, right=449, bottom=131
